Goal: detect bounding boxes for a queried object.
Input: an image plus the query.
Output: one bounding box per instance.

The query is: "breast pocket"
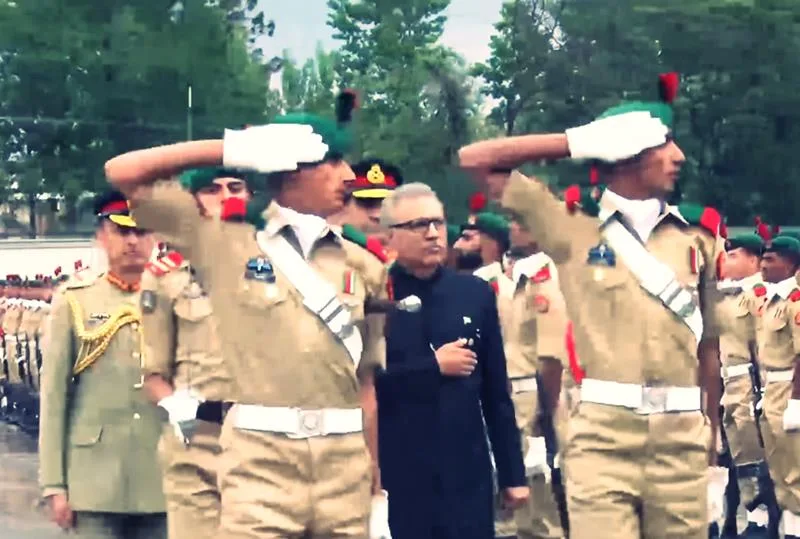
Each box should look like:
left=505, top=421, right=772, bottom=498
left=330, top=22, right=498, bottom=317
left=579, top=266, right=628, bottom=321
left=234, top=274, right=288, bottom=313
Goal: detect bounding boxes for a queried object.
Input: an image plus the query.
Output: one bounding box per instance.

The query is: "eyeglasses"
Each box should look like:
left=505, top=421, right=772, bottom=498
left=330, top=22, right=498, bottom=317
left=389, top=217, right=446, bottom=233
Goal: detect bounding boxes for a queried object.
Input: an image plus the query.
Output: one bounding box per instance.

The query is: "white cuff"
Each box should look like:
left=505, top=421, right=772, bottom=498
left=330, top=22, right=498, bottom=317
left=222, top=128, right=252, bottom=170
left=564, top=125, right=595, bottom=161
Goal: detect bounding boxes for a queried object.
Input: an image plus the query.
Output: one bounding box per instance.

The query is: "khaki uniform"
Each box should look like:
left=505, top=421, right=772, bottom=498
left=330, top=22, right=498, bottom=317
left=140, top=257, right=231, bottom=539
left=751, top=277, right=800, bottom=515
left=501, top=173, right=722, bottom=539
left=3, top=298, right=24, bottom=385
left=132, top=181, right=388, bottom=539
left=38, top=272, right=167, bottom=539
left=717, top=275, right=766, bottom=512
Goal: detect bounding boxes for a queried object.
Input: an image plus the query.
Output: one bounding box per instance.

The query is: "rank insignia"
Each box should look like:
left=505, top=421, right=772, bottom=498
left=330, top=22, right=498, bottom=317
left=245, top=257, right=275, bottom=283
left=533, top=295, right=550, bottom=313
left=531, top=265, right=551, bottom=284
left=488, top=277, right=499, bottom=295
left=89, top=313, right=110, bottom=321
left=587, top=242, right=615, bottom=267
left=689, top=246, right=700, bottom=275
left=140, top=290, right=157, bottom=314
left=343, top=270, right=357, bottom=295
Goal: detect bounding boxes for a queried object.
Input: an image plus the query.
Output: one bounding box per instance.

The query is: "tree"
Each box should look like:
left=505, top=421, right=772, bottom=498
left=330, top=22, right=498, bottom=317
left=280, top=46, right=340, bottom=116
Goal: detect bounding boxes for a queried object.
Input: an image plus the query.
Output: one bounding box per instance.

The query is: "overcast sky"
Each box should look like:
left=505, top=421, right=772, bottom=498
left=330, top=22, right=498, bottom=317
left=256, top=0, right=504, bottom=66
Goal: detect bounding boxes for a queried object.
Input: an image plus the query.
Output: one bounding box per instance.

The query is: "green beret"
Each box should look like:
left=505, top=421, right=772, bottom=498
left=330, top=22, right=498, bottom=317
left=271, top=113, right=352, bottom=162
left=596, top=72, right=679, bottom=130
left=765, top=236, right=800, bottom=260
left=179, top=167, right=244, bottom=193
left=473, top=212, right=510, bottom=249
left=447, top=224, right=461, bottom=247
left=726, top=233, right=764, bottom=256
left=776, top=231, right=800, bottom=242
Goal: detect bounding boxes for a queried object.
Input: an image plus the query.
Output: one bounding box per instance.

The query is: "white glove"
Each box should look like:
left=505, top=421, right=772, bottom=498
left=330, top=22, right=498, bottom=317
left=223, top=124, right=329, bottom=173
left=565, top=111, right=669, bottom=163
left=158, top=390, right=203, bottom=443
left=783, top=399, right=800, bottom=432
left=707, top=466, right=728, bottom=523
left=369, top=490, right=392, bottom=539
left=523, top=436, right=550, bottom=480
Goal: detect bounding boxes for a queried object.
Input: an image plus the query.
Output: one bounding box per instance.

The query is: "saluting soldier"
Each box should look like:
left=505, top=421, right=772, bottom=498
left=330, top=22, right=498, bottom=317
left=459, top=73, right=727, bottom=539
left=105, top=93, right=393, bottom=539
left=38, top=191, right=166, bottom=539
left=140, top=167, right=251, bottom=539
left=472, top=212, right=567, bottom=539
left=749, top=235, right=800, bottom=539
left=717, top=232, right=774, bottom=536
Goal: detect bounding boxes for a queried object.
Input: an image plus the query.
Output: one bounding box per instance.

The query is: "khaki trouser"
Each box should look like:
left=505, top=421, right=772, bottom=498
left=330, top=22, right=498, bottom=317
left=72, top=511, right=167, bottom=539
left=5, top=338, right=23, bottom=385
left=565, top=403, right=710, bottom=539
left=721, top=369, right=765, bottom=510
left=494, top=390, right=564, bottom=539
left=158, top=421, right=222, bottom=539
left=761, top=380, right=800, bottom=513
left=217, top=407, right=372, bottom=539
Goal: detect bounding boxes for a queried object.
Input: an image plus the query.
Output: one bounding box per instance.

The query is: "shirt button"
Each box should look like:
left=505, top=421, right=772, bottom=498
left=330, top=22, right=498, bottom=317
left=133, top=413, right=141, bottom=420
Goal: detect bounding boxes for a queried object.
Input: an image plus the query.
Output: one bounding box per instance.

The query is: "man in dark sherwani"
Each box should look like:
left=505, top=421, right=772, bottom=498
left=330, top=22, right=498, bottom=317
left=375, top=182, right=528, bottom=539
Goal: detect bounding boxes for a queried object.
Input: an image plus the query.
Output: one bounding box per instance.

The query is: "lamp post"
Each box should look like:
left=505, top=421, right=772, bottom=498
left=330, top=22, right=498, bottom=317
left=169, top=1, right=193, bottom=140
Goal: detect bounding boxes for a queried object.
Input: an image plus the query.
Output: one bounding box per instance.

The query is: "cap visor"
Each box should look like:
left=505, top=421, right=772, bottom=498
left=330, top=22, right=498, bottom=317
left=352, top=188, right=391, bottom=199
left=108, top=215, right=138, bottom=228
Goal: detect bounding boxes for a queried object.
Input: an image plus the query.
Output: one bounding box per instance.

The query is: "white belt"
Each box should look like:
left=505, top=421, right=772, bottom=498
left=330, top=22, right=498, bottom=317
left=580, top=378, right=702, bottom=414
left=722, top=363, right=751, bottom=380
left=765, top=370, right=794, bottom=384
left=232, top=404, right=363, bottom=438
left=511, top=376, right=538, bottom=394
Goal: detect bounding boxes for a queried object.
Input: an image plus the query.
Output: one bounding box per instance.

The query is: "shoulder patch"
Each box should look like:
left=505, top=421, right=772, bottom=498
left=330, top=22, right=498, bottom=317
left=563, top=184, right=605, bottom=217
left=678, top=203, right=724, bottom=238
left=147, top=251, right=184, bottom=277
left=753, top=283, right=767, bottom=297
left=341, top=224, right=388, bottom=262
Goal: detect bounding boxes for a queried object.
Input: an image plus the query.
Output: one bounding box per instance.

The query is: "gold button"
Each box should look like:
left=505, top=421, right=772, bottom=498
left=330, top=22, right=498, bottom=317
left=133, top=413, right=141, bottom=420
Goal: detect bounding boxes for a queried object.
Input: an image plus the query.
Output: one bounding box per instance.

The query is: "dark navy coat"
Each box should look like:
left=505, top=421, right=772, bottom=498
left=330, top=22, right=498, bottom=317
left=376, top=265, right=525, bottom=539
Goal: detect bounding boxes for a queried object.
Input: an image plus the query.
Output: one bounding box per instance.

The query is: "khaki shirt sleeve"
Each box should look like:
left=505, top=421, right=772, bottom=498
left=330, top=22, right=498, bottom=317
left=140, top=271, right=177, bottom=380
left=38, top=290, right=75, bottom=496
left=500, top=171, right=574, bottom=264
left=356, top=263, right=388, bottom=378
left=129, top=180, right=206, bottom=265
left=532, top=279, right=569, bottom=366
left=788, top=300, right=800, bottom=356
left=700, top=233, right=725, bottom=340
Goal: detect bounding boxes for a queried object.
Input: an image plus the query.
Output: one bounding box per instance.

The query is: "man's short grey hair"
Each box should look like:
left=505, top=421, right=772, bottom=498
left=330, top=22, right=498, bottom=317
left=379, top=182, right=441, bottom=227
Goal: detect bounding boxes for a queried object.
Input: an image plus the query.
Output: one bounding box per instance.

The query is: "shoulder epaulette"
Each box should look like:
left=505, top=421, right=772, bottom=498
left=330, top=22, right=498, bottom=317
left=146, top=251, right=184, bottom=277
left=65, top=271, right=98, bottom=289
left=563, top=184, right=605, bottom=217
left=678, top=203, right=725, bottom=238
left=790, top=289, right=800, bottom=302
left=341, top=224, right=389, bottom=262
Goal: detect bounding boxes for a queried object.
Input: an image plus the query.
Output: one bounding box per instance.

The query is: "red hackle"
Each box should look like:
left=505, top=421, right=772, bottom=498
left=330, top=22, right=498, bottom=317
left=754, top=216, right=772, bottom=242
left=469, top=192, right=487, bottom=213
left=658, top=72, right=680, bottom=104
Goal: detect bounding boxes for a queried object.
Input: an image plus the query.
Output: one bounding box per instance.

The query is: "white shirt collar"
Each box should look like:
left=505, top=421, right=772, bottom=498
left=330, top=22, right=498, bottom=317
left=598, top=190, right=687, bottom=242
left=769, top=275, right=797, bottom=300
left=511, top=252, right=549, bottom=284
left=264, top=203, right=338, bottom=259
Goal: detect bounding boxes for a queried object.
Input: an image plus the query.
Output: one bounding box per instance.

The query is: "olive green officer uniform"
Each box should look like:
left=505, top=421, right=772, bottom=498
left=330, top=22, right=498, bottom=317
left=38, top=271, right=167, bottom=539
left=140, top=250, right=231, bottom=539
left=131, top=182, right=388, bottom=539
left=500, top=173, right=724, bottom=539
left=751, top=272, right=800, bottom=532
left=717, top=272, right=767, bottom=514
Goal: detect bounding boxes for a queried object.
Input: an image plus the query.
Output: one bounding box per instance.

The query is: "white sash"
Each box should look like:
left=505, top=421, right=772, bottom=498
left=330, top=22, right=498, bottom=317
left=600, top=218, right=704, bottom=342
left=256, top=231, right=364, bottom=368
